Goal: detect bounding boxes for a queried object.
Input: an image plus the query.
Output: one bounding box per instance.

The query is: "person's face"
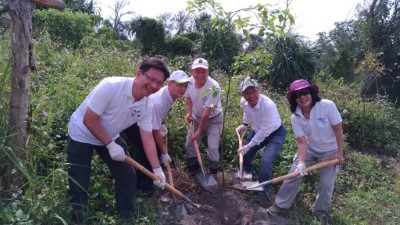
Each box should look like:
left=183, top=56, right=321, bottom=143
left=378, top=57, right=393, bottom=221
left=241, top=86, right=260, bottom=107
left=294, top=88, right=312, bottom=108
left=135, top=68, right=164, bottom=98
left=168, top=81, right=189, bottom=100
left=191, top=67, right=209, bottom=87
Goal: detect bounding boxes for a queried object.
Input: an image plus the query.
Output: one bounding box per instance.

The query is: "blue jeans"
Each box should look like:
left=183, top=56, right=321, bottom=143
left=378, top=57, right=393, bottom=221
left=243, top=125, right=286, bottom=191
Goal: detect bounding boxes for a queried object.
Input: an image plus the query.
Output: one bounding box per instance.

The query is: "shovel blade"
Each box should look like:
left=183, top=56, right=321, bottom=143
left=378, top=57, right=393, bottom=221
left=232, top=181, right=264, bottom=191
left=195, top=173, right=218, bottom=193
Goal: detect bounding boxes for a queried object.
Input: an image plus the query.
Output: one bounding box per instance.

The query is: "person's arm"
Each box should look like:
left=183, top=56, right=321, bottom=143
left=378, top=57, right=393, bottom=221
left=185, top=97, right=194, bottom=122
left=153, top=129, right=167, bottom=154
left=296, top=136, right=308, bottom=163
left=139, top=128, right=161, bottom=168
left=83, top=108, right=111, bottom=145
left=333, top=123, right=344, bottom=164
left=193, top=107, right=212, bottom=142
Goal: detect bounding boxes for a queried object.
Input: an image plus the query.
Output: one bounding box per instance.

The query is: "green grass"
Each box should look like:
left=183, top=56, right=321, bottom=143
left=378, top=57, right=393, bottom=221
left=1, top=33, right=400, bottom=224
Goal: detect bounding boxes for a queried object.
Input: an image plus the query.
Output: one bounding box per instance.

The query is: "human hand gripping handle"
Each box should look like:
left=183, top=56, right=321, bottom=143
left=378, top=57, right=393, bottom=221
left=152, top=167, right=166, bottom=189
left=296, top=162, right=307, bottom=176
left=236, top=124, right=247, bottom=136
left=160, top=153, right=171, bottom=166
left=237, top=144, right=251, bottom=155
left=106, top=140, right=126, bottom=161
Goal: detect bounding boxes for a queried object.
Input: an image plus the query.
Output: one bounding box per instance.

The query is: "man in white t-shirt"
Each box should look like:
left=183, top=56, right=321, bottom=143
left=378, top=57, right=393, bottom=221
left=66, top=57, right=170, bottom=223
left=185, top=58, right=223, bottom=174
left=236, top=78, right=286, bottom=195
left=123, top=70, right=191, bottom=196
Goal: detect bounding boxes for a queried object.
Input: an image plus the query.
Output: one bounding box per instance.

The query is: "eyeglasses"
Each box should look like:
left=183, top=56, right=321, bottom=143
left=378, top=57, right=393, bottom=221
left=143, top=72, right=164, bottom=87
left=293, top=89, right=311, bottom=98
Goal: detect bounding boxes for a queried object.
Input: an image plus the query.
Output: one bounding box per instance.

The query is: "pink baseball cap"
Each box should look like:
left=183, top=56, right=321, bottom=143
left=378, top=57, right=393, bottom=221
left=286, top=79, right=319, bottom=102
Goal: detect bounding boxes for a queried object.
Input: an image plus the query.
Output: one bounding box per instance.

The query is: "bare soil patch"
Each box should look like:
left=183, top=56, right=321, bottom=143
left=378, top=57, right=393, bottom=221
left=154, top=166, right=288, bottom=225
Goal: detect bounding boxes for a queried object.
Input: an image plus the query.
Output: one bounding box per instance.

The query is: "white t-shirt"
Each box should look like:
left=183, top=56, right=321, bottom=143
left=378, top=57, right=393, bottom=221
left=149, top=86, right=174, bottom=130
left=240, top=94, right=282, bottom=147
left=186, top=76, right=222, bottom=118
left=68, top=77, right=153, bottom=145
left=291, top=99, right=342, bottom=151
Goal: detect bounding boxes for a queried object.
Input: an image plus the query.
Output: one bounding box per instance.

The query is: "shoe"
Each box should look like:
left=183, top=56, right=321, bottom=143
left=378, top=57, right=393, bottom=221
left=186, top=158, right=200, bottom=174
left=267, top=204, right=282, bottom=216
left=209, top=161, right=219, bottom=174
left=240, top=171, right=252, bottom=180
left=209, top=167, right=218, bottom=174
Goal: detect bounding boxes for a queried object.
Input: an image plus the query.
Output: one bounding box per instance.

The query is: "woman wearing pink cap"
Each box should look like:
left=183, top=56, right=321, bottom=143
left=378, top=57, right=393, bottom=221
left=267, top=79, right=344, bottom=222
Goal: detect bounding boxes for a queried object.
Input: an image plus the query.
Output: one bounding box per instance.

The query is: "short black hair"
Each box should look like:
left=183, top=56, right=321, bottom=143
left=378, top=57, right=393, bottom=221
left=289, top=88, right=321, bottom=113
left=139, top=57, right=170, bottom=81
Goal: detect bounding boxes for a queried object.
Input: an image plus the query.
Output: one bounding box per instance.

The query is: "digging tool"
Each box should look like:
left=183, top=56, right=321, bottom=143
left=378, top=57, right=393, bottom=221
left=124, top=156, right=207, bottom=210
left=167, top=162, right=188, bottom=220
left=235, top=129, right=246, bottom=179
left=246, top=158, right=340, bottom=190
left=165, top=135, right=187, bottom=220
left=184, top=117, right=218, bottom=193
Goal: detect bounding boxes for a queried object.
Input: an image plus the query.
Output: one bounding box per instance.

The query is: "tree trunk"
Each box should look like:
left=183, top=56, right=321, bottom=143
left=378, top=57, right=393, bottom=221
left=5, top=0, right=35, bottom=189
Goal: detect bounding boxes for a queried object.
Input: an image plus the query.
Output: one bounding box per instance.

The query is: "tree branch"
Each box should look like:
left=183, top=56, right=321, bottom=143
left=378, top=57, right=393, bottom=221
left=31, top=0, right=66, bottom=10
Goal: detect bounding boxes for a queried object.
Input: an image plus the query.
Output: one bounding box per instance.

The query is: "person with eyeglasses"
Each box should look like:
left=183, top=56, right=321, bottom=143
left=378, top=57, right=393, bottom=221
left=123, top=70, right=192, bottom=197
left=236, top=78, right=286, bottom=198
left=185, top=58, right=223, bottom=175
left=267, top=79, right=344, bottom=222
left=66, top=57, right=170, bottom=224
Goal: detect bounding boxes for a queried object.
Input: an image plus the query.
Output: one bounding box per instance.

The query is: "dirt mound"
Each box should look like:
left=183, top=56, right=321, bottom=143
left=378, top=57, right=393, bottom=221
left=155, top=167, right=288, bottom=225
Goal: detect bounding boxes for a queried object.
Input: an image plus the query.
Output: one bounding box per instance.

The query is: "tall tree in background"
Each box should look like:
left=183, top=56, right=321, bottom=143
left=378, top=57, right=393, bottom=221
left=1, top=0, right=64, bottom=191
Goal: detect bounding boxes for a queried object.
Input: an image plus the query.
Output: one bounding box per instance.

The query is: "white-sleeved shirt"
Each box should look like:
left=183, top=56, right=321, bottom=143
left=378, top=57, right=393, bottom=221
left=149, top=86, right=174, bottom=130
left=240, top=94, right=282, bottom=147
left=68, top=77, right=153, bottom=145
left=291, top=99, right=342, bottom=151
left=186, top=76, right=222, bottom=118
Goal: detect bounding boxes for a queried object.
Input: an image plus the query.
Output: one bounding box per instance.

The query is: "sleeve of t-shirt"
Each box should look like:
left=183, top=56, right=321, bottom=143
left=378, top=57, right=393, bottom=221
left=326, top=100, right=343, bottom=125
left=291, top=114, right=305, bottom=137
left=151, top=102, right=163, bottom=130
left=138, top=99, right=153, bottom=132
left=87, top=79, right=113, bottom=116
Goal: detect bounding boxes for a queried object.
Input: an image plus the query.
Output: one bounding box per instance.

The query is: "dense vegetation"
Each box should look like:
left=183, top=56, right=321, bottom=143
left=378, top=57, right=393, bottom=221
left=0, top=0, right=399, bottom=224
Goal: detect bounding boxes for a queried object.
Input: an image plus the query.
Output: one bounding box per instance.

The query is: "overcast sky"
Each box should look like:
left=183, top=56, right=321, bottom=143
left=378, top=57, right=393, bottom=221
left=96, top=0, right=365, bottom=41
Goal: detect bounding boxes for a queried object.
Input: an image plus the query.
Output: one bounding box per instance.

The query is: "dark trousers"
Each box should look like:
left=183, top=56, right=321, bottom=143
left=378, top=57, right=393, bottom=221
left=243, top=125, right=286, bottom=191
left=67, top=137, right=136, bottom=222
left=122, top=124, right=156, bottom=192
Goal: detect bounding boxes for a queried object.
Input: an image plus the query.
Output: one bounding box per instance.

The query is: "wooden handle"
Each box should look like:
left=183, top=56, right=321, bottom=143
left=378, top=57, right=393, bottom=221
left=125, top=156, right=185, bottom=199
left=236, top=129, right=244, bottom=174
left=184, top=117, right=203, bottom=165
left=271, top=158, right=340, bottom=184
left=166, top=162, right=174, bottom=187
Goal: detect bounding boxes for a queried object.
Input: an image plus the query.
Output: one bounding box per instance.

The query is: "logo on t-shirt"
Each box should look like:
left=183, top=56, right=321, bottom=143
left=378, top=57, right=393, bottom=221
left=131, top=109, right=141, bottom=118
left=317, top=117, right=327, bottom=124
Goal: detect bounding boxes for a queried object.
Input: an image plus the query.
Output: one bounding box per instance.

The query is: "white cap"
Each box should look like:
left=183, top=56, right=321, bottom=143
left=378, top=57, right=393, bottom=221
left=168, top=70, right=192, bottom=84
left=191, top=58, right=209, bottom=69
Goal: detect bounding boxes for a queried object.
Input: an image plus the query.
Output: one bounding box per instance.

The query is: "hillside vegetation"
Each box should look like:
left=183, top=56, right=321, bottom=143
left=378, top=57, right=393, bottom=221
left=1, top=0, right=400, bottom=224
left=0, top=31, right=399, bottom=224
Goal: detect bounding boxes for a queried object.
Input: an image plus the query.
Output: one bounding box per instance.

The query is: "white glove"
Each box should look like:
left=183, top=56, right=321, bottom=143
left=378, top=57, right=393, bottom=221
left=296, top=162, right=307, bottom=176
left=236, top=124, right=247, bottom=135
left=160, top=153, right=171, bottom=166
left=152, top=167, right=166, bottom=189
left=238, top=144, right=251, bottom=155
left=106, top=141, right=125, bottom=161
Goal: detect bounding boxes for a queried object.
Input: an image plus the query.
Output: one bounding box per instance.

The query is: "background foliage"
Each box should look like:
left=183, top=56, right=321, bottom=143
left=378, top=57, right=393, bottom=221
left=1, top=0, right=400, bottom=224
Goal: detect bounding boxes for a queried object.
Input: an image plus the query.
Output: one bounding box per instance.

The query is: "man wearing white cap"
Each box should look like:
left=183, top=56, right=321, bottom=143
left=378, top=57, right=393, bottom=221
left=123, top=70, right=191, bottom=196
left=185, top=58, right=223, bottom=174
